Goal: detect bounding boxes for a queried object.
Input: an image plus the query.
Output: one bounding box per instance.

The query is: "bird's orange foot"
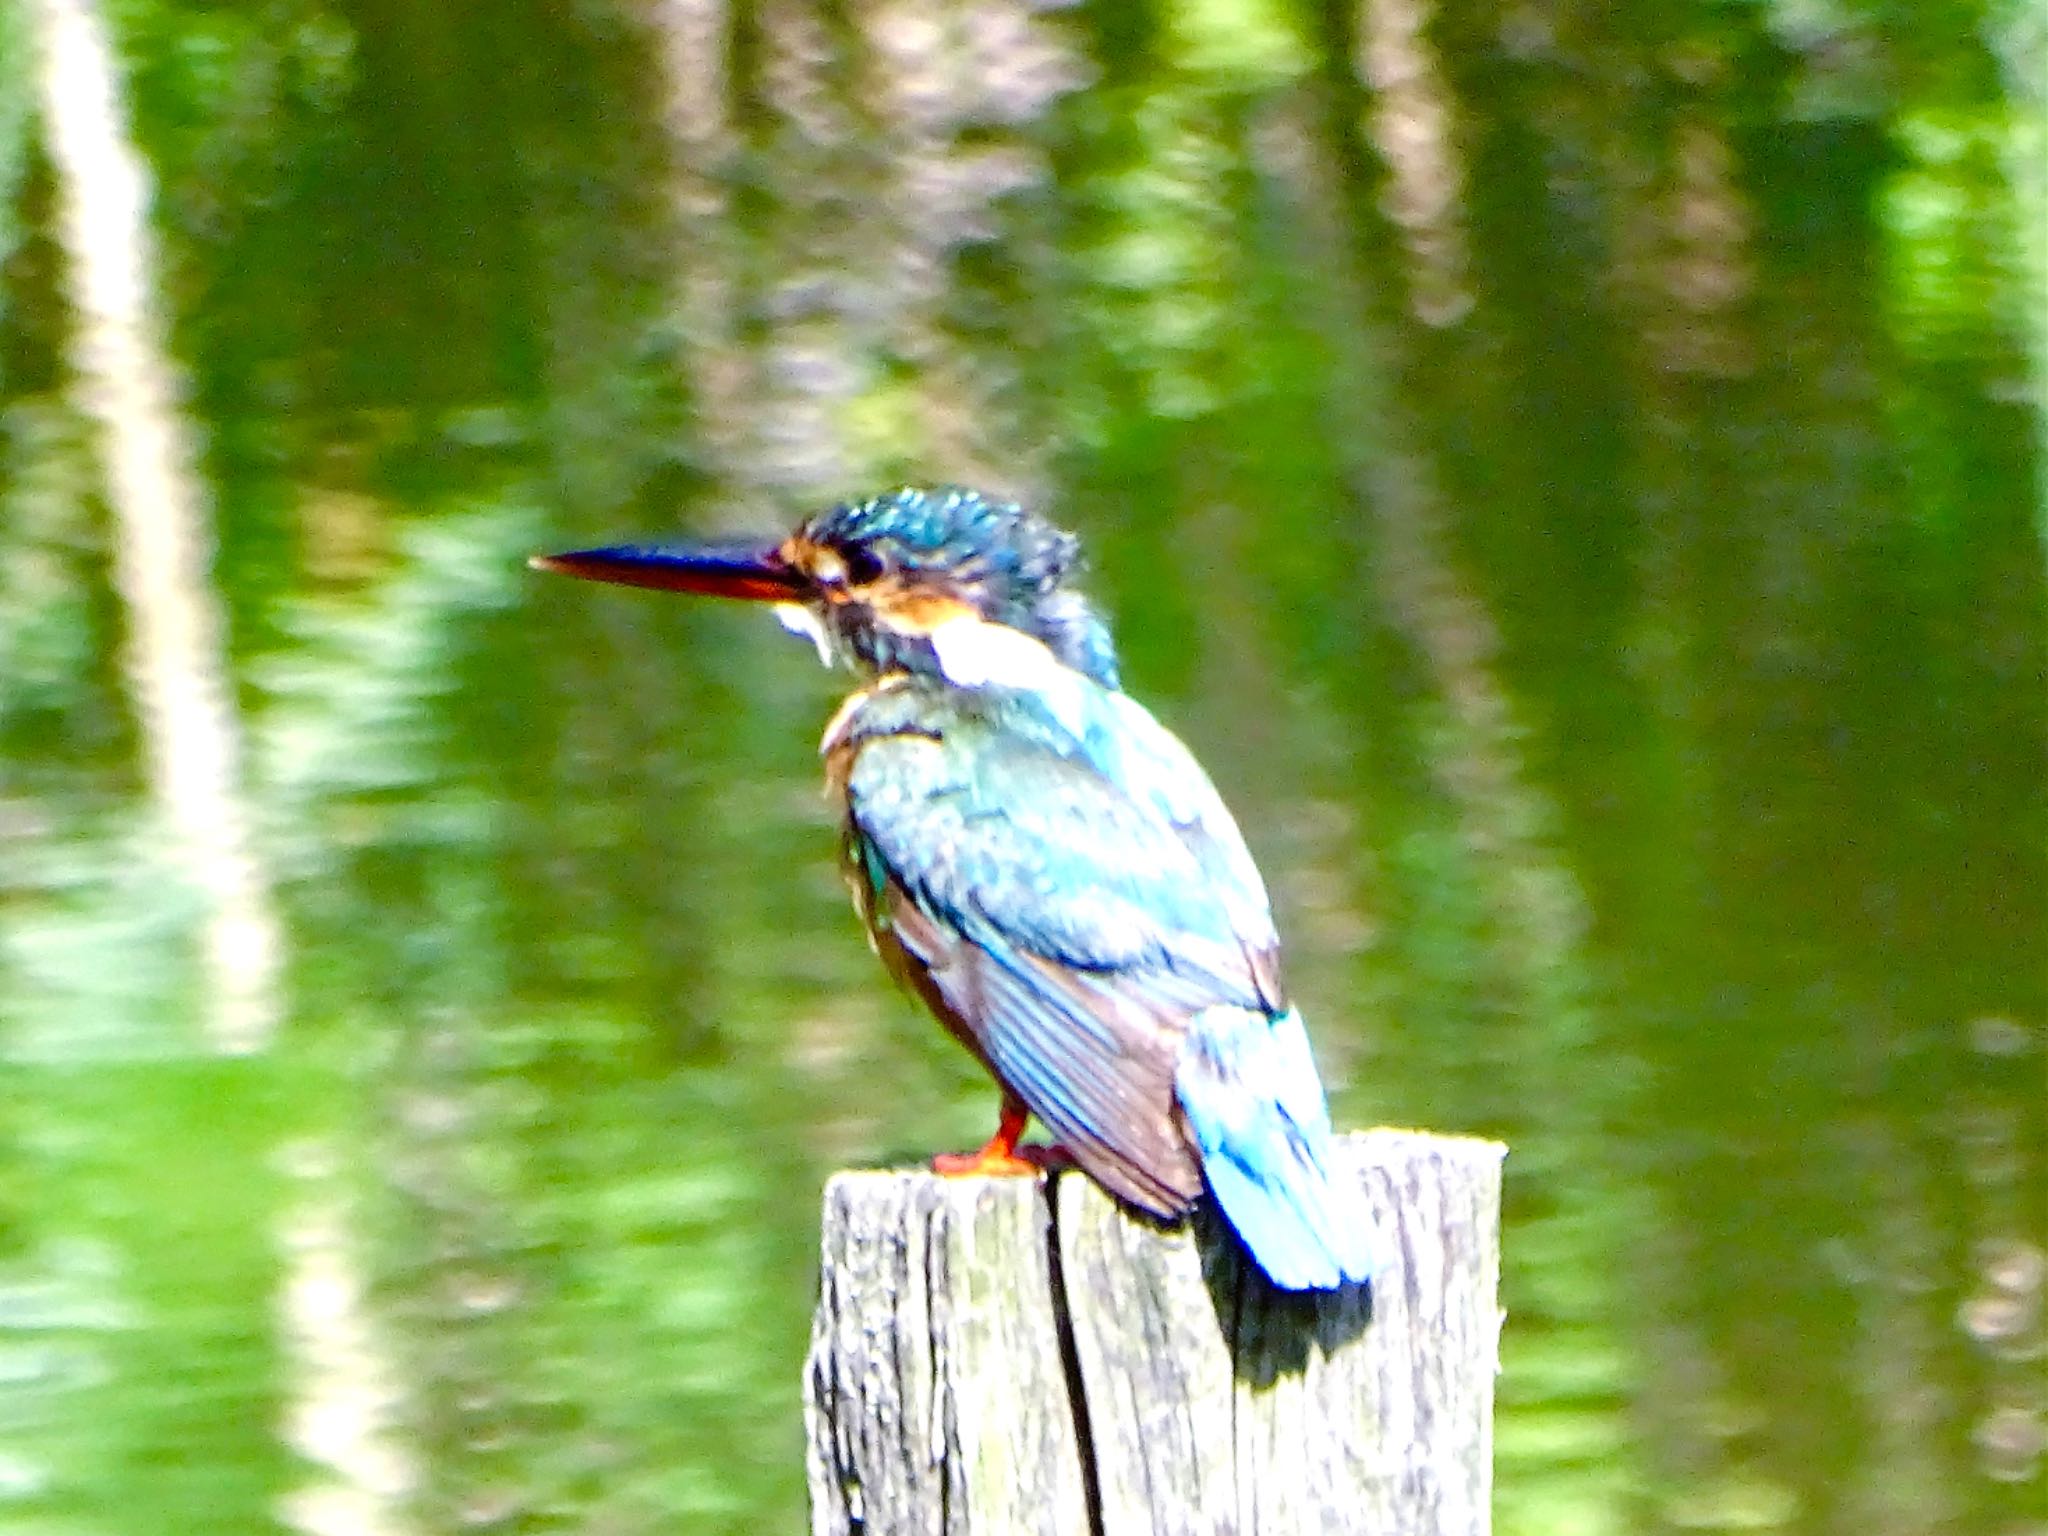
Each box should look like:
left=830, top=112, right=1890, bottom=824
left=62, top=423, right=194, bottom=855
left=932, top=1145, right=1045, bottom=1178
left=931, top=1095, right=1071, bottom=1178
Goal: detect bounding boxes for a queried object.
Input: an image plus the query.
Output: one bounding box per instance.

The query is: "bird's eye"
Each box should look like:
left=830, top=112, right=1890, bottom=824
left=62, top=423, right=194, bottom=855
left=840, top=544, right=886, bottom=585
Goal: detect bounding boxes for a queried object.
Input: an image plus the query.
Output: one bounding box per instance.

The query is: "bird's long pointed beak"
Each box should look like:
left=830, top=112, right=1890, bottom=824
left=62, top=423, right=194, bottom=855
left=528, top=538, right=805, bottom=602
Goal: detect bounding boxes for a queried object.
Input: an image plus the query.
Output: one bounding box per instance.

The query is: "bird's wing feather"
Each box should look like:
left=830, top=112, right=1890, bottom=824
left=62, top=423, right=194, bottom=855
left=876, top=882, right=1202, bottom=1212
left=845, top=724, right=1266, bottom=1213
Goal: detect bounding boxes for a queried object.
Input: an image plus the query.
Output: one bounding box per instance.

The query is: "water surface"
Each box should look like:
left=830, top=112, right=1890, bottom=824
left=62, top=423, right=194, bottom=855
left=0, top=3, right=2042, bottom=1532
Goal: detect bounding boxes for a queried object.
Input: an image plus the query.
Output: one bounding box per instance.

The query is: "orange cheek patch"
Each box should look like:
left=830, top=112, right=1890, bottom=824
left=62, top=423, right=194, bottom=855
left=872, top=587, right=977, bottom=634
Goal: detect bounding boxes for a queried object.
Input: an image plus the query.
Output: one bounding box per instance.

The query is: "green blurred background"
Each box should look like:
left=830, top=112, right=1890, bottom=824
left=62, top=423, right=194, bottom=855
left=1, top=0, right=2043, bottom=1531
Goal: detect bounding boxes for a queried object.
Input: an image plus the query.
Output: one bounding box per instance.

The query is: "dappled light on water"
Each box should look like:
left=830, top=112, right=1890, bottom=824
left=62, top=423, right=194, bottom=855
left=0, top=2, right=2041, bottom=1534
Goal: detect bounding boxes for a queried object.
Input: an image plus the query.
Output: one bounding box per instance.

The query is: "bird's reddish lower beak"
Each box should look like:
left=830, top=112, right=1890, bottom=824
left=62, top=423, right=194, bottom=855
left=529, top=538, right=805, bottom=602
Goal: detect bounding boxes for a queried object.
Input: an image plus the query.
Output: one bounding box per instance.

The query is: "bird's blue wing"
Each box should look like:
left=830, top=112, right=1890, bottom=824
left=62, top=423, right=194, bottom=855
left=845, top=723, right=1259, bottom=1213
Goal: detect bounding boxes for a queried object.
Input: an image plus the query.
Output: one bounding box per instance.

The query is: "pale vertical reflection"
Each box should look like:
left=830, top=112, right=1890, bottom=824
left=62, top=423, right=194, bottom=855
left=1649, top=118, right=1754, bottom=378
left=647, top=0, right=751, bottom=487
left=28, top=0, right=284, bottom=1052
left=277, top=1140, right=418, bottom=1536
left=857, top=0, right=1077, bottom=494
left=1844, top=1130, right=1955, bottom=1534
left=1356, top=0, right=1473, bottom=326
left=754, top=0, right=862, bottom=498
left=863, top=0, right=984, bottom=474
left=1956, top=1016, right=2047, bottom=1492
left=1996, top=3, right=2048, bottom=558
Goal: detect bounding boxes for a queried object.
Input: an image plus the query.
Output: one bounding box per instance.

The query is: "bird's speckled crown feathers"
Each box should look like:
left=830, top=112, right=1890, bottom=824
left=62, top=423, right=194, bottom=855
left=805, top=487, right=1121, bottom=688
left=802, top=486, right=1073, bottom=593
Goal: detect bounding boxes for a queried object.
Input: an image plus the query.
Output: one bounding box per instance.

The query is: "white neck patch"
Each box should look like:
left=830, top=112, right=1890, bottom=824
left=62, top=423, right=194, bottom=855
left=926, top=613, right=1096, bottom=739
left=927, top=613, right=1067, bottom=692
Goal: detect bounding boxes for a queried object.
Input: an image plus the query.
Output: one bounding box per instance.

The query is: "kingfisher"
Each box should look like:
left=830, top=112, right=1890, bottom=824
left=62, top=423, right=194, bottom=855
left=533, top=486, right=1377, bottom=1290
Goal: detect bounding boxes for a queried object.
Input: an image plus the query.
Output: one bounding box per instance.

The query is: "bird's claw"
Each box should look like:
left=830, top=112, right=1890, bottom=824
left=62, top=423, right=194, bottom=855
left=932, top=1093, right=1076, bottom=1178
left=931, top=1141, right=1076, bottom=1178
left=932, top=1146, right=1041, bottom=1178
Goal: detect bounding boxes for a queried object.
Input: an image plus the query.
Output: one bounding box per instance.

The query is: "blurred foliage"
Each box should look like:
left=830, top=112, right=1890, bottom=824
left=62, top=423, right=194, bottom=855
left=1, top=1, right=2043, bottom=1534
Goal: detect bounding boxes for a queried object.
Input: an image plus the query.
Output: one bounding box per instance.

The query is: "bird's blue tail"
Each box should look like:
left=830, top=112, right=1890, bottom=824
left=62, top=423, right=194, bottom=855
left=1175, top=1007, right=1380, bottom=1291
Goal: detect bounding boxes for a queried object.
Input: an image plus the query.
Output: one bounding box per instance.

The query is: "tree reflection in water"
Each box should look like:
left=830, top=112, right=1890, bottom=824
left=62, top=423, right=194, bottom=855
left=0, top=2, right=2040, bottom=1533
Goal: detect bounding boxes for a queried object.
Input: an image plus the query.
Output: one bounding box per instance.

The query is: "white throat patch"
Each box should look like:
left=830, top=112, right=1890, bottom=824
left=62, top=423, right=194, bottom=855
left=773, top=603, right=835, bottom=666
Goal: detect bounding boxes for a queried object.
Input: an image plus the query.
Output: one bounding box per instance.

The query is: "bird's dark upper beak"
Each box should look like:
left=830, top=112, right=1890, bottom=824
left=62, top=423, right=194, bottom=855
left=528, top=538, right=806, bottom=602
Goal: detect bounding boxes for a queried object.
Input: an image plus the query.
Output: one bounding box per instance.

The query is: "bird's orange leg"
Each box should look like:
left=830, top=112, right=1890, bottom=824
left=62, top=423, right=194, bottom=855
left=932, top=1095, right=1073, bottom=1177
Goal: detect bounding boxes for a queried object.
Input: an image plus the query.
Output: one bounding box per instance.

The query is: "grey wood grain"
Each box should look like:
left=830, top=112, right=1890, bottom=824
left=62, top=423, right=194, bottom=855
left=804, top=1169, right=1090, bottom=1536
left=805, top=1131, right=1504, bottom=1536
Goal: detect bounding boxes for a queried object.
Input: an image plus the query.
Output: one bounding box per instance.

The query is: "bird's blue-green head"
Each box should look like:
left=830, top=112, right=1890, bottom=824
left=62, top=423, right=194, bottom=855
left=533, top=486, right=1121, bottom=690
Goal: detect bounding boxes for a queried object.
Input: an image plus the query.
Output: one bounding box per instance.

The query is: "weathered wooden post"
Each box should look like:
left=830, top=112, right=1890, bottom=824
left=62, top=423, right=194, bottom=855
left=805, top=1128, right=1504, bottom=1536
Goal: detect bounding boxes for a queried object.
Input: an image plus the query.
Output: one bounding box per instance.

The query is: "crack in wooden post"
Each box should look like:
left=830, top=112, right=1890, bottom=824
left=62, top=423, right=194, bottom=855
left=1044, top=1169, right=1106, bottom=1536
